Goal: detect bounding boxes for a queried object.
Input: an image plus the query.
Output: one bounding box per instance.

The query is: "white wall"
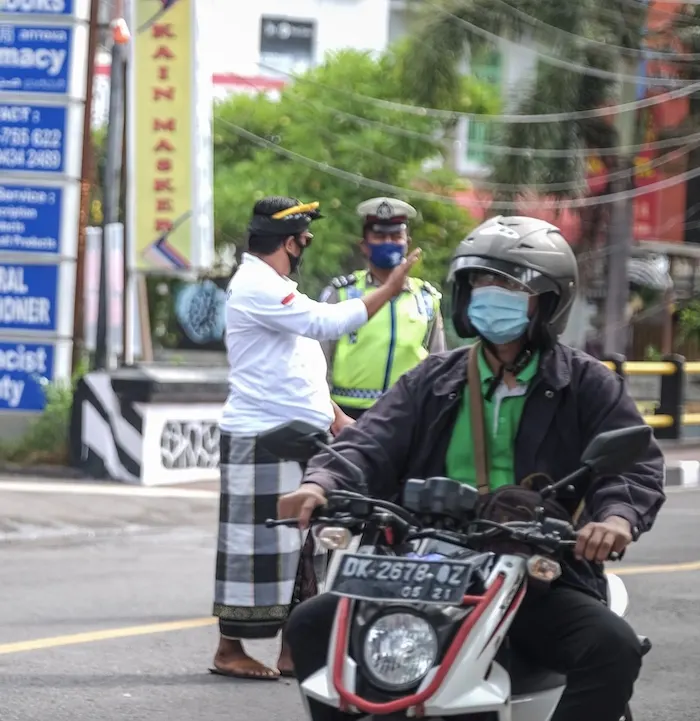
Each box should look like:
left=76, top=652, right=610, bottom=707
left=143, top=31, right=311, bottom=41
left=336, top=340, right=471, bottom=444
left=198, top=0, right=391, bottom=78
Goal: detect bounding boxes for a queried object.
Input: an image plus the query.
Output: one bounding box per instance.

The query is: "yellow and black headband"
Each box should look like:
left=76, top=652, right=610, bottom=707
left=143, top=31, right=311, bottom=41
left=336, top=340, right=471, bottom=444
left=248, top=201, right=323, bottom=236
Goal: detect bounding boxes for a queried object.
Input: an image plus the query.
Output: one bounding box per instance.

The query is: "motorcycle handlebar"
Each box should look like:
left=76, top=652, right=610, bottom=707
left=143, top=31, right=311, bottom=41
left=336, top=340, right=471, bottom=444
left=265, top=496, right=622, bottom=561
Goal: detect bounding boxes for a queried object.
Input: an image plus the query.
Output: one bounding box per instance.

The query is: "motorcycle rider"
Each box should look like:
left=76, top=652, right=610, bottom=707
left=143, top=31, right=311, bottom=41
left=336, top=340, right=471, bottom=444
left=278, top=216, right=666, bottom=721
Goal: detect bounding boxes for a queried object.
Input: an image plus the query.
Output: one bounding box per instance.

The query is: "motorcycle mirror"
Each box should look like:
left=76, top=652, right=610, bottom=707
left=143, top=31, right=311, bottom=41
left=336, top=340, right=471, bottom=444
left=257, top=420, right=366, bottom=490
left=580, top=425, right=653, bottom=475
left=540, top=426, right=652, bottom=499
left=257, top=420, right=327, bottom=463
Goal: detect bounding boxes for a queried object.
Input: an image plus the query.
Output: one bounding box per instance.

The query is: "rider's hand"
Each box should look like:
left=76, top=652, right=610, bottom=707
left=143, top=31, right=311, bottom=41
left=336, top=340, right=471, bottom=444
left=331, top=401, right=355, bottom=436
left=574, top=515, right=633, bottom=563
left=385, top=249, right=422, bottom=296
left=278, top=483, right=327, bottom=529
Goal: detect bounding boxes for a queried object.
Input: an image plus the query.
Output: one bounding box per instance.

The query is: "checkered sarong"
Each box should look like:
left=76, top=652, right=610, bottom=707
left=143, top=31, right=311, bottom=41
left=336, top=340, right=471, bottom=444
left=213, top=431, right=324, bottom=639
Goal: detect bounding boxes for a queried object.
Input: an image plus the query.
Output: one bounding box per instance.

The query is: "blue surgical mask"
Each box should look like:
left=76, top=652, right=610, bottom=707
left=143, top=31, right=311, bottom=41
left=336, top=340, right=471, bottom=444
left=467, top=286, right=530, bottom=345
left=367, top=242, right=407, bottom=269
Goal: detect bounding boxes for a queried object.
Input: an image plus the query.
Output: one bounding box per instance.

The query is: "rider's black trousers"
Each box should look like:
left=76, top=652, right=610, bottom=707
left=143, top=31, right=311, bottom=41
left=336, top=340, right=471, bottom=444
left=285, top=584, right=642, bottom=721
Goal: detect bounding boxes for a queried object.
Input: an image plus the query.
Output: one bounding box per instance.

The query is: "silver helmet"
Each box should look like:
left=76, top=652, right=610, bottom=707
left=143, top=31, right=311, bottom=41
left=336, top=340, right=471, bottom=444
left=448, top=215, right=578, bottom=343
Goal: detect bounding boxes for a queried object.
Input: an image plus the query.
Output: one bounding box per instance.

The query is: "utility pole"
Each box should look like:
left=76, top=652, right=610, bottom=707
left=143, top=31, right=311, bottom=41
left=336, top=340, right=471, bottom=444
left=603, top=59, right=640, bottom=356
left=71, top=0, right=99, bottom=373
left=94, top=19, right=130, bottom=370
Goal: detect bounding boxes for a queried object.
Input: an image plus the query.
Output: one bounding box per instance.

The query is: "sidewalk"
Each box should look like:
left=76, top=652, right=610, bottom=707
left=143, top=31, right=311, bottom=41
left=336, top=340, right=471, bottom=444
left=659, top=443, right=700, bottom=462
left=659, top=443, right=700, bottom=488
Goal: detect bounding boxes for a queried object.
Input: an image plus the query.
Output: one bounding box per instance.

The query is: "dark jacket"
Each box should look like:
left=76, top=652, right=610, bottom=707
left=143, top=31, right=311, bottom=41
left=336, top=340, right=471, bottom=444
left=305, top=343, right=666, bottom=597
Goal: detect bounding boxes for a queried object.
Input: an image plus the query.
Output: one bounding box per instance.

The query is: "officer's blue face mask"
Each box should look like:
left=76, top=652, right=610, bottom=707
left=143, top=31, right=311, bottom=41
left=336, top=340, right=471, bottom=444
left=366, top=241, right=407, bottom=269
left=467, top=286, right=531, bottom=345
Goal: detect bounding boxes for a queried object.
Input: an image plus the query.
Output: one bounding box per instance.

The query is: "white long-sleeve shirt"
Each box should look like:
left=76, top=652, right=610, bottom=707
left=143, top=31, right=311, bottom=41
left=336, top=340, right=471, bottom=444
left=220, top=253, right=369, bottom=434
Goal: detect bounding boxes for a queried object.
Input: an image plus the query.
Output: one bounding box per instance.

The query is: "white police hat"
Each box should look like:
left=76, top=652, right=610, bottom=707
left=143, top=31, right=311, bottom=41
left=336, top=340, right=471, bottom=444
left=356, top=197, right=417, bottom=233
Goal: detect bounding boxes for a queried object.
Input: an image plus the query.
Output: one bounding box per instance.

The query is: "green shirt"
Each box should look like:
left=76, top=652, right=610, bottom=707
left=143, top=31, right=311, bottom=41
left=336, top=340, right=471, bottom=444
left=445, top=348, right=540, bottom=491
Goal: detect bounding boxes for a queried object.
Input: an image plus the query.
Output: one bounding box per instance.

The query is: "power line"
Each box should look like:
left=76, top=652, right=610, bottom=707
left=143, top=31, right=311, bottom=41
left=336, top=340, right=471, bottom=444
left=257, top=60, right=700, bottom=123
left=213, top=118, right=692, bottom=263
left=215, top=114, right=700, bottom=210
left=232, top=74, right=700, bottom=193
left=468, top=0, right=700, bottom=60
left=423, top=0, right=698, bottom=87
left=475, top=141, right=700, bottom=193
left=464, top=131, right=700, bottom=158
left=252, top=63, right=700, bottom=157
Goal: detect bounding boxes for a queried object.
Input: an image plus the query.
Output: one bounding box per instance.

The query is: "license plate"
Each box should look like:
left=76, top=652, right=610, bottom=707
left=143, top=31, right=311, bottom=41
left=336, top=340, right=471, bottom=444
left=329, top=553, right=474, bottom=605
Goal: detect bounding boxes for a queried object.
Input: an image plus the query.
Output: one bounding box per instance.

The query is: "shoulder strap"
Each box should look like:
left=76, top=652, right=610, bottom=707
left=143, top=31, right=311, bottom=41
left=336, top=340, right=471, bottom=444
left=330, top=272, right=358, bottom=290
left=468, top=341, right=490, bottom=495
left=419, top=279, right=443, bottom=301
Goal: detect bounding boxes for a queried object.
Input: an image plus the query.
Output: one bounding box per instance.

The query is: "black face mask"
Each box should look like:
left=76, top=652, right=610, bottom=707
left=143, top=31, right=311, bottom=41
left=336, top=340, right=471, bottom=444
left=286, top=237, right=305, bottom=275
left=287, top=249, right=303, bottom=274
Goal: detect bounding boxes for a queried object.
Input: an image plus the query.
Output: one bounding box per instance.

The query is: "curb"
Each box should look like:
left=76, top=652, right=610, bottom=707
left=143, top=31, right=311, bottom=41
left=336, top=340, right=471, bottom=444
left=0, top=464, right=89, bottom=481
left=666, top=461, right=700, bottom=488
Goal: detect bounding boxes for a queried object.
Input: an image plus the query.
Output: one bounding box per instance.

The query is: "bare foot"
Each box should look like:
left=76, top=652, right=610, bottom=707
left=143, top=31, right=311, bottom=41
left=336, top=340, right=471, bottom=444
left=276, top=636, right=295, bottom=677
left=212, top=637, right=280, bottom=680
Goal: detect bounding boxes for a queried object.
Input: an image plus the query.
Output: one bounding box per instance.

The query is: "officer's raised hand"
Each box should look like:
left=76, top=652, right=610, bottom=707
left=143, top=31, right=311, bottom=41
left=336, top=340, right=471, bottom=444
left=385, top=248, right=422, bottom=296
left=360, top=248, right=422, bottom=318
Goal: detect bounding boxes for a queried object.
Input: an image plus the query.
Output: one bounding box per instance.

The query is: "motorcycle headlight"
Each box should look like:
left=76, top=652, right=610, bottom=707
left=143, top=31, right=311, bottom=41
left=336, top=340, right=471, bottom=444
left=362, top=612, right=438, bottom=690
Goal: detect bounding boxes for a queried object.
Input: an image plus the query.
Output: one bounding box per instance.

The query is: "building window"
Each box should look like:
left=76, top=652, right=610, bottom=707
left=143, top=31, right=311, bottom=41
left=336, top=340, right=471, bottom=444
left=259, top=16, right=316, bottom=78
left=465, top=49, right=502, bottom=167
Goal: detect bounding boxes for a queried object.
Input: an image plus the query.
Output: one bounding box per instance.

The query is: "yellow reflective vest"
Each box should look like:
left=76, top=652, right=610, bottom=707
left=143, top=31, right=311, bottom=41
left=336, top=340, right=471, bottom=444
left=330, top=270, right=441, bottom=410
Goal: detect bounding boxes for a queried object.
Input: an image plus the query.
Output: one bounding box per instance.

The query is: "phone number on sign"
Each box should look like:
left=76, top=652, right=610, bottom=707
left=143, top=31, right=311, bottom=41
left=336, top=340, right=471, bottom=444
left=0, top=147, right=62, bottom=171
left=0, top=127, right=62, bottom=149
left=0, top=127, right=63, bottom=170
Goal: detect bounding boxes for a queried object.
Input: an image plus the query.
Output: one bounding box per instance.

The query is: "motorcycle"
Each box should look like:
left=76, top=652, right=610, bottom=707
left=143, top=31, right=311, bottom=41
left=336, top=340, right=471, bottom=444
left=260, top=421, right=654, bottom=721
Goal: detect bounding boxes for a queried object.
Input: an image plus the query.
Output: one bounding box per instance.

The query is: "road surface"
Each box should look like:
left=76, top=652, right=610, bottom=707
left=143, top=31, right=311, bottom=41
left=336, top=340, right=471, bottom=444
left=0, top=478, right=698, bottom=721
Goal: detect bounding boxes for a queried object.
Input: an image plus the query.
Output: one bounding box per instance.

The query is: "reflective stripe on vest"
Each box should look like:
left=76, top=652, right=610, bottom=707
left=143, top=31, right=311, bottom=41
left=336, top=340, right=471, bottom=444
left=331, top=270, right=433, bottom=410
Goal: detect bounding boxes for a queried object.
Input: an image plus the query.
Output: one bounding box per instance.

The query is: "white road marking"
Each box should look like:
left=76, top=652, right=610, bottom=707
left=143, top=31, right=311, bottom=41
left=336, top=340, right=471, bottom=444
left=0, top=480, right=219, bottom=499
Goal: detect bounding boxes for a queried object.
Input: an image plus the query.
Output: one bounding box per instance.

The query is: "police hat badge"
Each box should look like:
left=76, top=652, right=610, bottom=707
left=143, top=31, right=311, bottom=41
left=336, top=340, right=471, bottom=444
left=375, top=201, right=394, bottom=220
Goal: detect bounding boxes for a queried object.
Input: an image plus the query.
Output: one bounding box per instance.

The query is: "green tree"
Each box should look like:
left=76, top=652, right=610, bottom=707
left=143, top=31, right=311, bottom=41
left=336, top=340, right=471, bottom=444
left=212, top=45, right=499, bottom=299
left=399, top=0, right=652, bottom=258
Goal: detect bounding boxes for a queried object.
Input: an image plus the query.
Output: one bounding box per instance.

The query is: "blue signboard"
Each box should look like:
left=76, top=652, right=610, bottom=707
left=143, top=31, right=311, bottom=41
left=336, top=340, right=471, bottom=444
left=0, top=263, right=58, bottom=331
left=0, top=0, right=74, bottom=14
left=0, top=103, right=66, bottom=174
left=0, top=24, right=72, bottom=94
left=0, top=184, right=61, bottom=254
left=0, top=341, right=54, bottom=411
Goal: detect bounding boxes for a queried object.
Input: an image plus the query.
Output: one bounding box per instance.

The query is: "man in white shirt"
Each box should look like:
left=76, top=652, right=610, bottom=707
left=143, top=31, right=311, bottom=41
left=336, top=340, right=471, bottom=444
left=212, top=196, right=420, bottom=681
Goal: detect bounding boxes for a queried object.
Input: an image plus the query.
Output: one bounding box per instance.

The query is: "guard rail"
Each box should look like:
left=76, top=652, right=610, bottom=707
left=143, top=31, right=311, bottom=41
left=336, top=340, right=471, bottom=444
left=601, top=354, right=700, bottom=440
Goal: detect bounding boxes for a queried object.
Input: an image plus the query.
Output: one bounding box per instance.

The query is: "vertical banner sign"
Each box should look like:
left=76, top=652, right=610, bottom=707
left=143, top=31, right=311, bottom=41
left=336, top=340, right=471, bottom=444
left=129, top=0, right=214, bottom=272
left=0, top=0, right=88, bottom=414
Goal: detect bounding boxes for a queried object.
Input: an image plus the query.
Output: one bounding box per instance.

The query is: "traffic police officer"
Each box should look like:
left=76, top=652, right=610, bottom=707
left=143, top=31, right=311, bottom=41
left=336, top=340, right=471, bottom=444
left=320, top=197, right=446, bottom=420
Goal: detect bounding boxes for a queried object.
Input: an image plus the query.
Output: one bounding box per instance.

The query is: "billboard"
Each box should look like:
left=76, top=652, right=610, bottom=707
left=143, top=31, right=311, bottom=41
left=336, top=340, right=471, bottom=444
left=128, top=0, right=213, bottom=272
left=0, top=2, right=87, bottom=412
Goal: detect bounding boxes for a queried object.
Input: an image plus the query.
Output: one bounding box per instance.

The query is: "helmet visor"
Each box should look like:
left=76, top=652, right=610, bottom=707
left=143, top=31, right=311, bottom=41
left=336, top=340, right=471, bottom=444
left=448, top=256, right=560, bottom=296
